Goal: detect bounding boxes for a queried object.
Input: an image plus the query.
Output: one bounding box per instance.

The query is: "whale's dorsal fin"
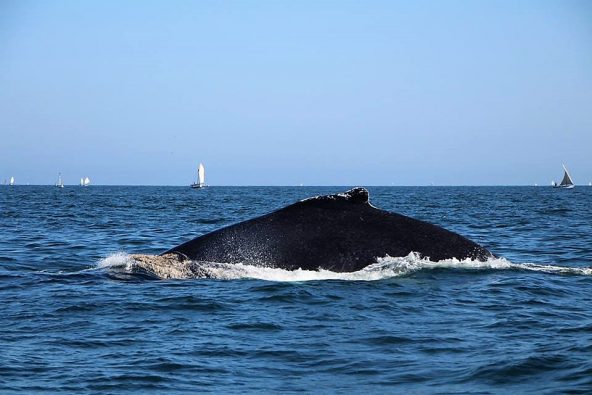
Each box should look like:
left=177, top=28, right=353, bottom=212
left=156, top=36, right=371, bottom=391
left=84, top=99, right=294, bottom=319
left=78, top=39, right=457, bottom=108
left=301, top=187, right=369, bottom=205
left=341, top=187, right=369, bottom=204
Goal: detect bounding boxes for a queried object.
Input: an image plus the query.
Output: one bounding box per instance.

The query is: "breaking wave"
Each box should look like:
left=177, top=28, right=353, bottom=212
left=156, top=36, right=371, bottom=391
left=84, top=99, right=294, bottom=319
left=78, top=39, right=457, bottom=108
left=97, top=252, right=592, bottom=281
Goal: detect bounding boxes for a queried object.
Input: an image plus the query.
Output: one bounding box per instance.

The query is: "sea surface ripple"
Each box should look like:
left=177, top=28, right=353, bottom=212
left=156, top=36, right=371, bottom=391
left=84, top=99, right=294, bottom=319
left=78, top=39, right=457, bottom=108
left=1, top=186, right=591, bottom=393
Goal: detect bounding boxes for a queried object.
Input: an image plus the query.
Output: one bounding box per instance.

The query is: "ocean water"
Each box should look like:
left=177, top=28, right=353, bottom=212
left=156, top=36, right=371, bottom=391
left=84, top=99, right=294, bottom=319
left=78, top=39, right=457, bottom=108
left=1, top=186, right=591, bottom=393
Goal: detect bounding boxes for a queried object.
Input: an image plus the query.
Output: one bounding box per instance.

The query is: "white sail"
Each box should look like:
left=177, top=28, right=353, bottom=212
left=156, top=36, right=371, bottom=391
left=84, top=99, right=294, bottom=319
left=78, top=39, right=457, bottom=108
left=84, top=177, right=91, bottom=186
left=80, top=178, right=84, bottom=186
left=56, top=173, right=64, bottom=187
left=9, top=176, right=14, bottom=186
left=198, top=163, right=205, bottom=186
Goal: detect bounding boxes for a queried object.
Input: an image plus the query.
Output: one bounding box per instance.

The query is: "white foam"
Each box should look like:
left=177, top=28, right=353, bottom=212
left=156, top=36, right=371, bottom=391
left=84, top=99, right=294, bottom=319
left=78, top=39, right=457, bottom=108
left=97, top=252, right=592, bottom=281
left=97, top=252, right=136, bottom=271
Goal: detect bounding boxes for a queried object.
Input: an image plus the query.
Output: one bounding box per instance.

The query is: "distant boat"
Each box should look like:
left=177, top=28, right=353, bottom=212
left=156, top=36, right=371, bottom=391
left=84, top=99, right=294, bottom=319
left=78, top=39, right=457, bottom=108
left=9, top=176, right=14, bottom=186
left=552, top=164, right=575, bottom=189
left=191, top=163, right=206, bottom=188
left=81, top=177, right=90, bottom=187
left=55, top=173, right=64, bottom=188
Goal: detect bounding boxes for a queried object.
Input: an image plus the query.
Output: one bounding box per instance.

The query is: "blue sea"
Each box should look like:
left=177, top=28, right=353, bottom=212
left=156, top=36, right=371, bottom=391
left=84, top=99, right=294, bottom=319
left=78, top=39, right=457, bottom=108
left=1, top=186, right=591, bottom=394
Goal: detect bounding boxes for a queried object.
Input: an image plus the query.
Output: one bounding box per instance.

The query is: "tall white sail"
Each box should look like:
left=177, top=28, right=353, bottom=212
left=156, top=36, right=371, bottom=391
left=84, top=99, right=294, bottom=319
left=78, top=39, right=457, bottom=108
left=190, top=163, right=206, bottom=188
left=9, top=176, right=14, bottom=186
left=80, top=178, right=84, bottom=186
left=198, top=163, right=205, bottom=187
left=56, top=173, right=64, bottom=188
left=84, top=177, right=91, bottom=186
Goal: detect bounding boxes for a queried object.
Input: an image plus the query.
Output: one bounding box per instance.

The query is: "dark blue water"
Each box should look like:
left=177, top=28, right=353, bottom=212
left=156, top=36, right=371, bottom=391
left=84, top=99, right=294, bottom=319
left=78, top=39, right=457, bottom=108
left=1, top=186, right=591, bottom=393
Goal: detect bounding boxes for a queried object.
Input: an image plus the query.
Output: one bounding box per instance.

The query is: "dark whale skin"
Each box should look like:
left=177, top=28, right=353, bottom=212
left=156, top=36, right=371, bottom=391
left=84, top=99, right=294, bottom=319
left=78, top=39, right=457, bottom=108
left=162, top=188, right=493, bottom=272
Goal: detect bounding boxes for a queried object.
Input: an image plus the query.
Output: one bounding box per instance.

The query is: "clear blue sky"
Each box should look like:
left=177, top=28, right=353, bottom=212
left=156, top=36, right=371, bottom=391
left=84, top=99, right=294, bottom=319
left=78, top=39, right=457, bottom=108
left=1, top=0, right=591, bottom=185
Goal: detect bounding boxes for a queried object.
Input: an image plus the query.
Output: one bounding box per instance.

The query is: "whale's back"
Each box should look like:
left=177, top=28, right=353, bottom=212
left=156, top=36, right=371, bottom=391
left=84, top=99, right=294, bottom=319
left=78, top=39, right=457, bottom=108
left=163, top=188, right=492, bottom=272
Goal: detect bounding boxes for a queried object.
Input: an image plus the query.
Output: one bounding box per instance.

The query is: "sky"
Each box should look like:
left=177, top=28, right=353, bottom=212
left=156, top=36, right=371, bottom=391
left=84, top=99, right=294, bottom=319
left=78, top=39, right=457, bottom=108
left=0, top=0, right=591, bottom=185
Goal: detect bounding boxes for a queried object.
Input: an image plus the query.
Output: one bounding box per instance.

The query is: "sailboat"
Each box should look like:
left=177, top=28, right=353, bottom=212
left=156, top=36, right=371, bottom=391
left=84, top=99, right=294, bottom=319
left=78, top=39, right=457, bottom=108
left=55, top=173, right=64, bottom=188
left=9, top=176, right=14, bottom=186
left=552, top=164, right=575, bottom=189
left=191, top=163, right=206, bottom=188
left=81, top=177, right=90, bottom=187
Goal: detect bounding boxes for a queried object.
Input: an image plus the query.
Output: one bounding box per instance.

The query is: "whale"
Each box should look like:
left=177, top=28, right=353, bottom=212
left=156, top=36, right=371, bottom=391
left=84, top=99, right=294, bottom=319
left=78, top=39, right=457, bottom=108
left=130, top=187, right=493, bottom=276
